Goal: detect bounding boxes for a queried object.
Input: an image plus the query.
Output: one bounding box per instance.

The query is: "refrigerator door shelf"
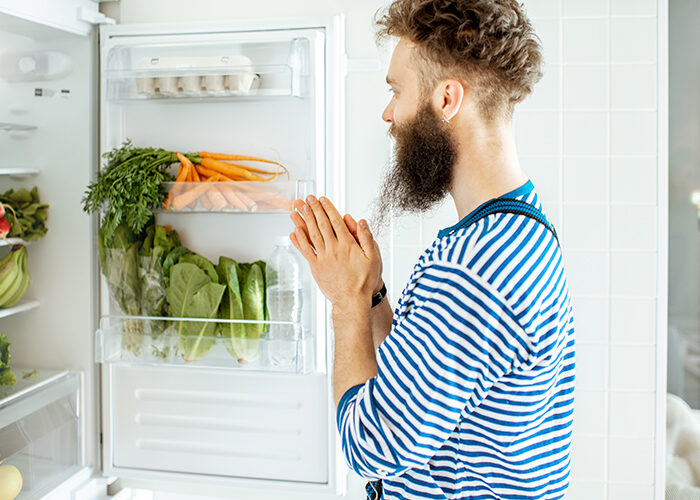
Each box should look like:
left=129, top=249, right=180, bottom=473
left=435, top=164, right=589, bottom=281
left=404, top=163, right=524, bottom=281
left=104, top=36, right=313, bottom=101
left=105, top=66, right=293, bottom=102
left=95, top=317, right=315, bottom=374
left=160, top=179, right=305, bottom=214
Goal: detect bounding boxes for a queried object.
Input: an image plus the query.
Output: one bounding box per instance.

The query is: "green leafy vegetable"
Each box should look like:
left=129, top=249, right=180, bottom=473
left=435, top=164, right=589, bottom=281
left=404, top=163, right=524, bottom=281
left=167, top=262, right=225, bottom=362
left=217, top=257, right=246, bottom=360
left=99, top=221, right=143, bottom=355
left=163, top=247, right=192, bottom=289
left=178, top=253, right=218, bottom=283
left=139, top=222, right=181, bottom=336
left=0, top=187, right=49, bottom=242
left=0, top=333, right=17, bottom=386
left=217, top=258, right=268, bottom=363
left=82, top=140, right=177, bottom=246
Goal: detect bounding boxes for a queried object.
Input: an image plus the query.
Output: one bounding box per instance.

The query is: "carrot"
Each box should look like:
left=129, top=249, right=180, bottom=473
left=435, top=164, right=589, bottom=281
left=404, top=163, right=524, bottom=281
left=190, top=164, right=201, bottom=182
left=171, top=181, right=210, bottom=210
left=183, top=164, right=198, bottom=208
left=199, top=190, right=213, bottom=210
left=225, top=163, right=283, bottom=181
left=196, top=165, right=229, bottom=180
left=200, top=157, right=268, bottom=182
left=214, top=176, right=256, bottom=211
left=205, top=178, right=228, bottom=209
left=163, top=162, right=189, bottom=209
left=199, top=151, right=287, bottom=170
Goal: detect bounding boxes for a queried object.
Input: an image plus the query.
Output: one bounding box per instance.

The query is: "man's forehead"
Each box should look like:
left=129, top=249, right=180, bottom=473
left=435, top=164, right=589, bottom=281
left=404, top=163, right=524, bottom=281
left=386, top=39, right=414, bottom=83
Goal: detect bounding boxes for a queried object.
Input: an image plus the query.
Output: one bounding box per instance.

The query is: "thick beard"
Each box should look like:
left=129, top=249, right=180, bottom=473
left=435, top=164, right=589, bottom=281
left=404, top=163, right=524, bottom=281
left=370, top=103, right=457, bottom=235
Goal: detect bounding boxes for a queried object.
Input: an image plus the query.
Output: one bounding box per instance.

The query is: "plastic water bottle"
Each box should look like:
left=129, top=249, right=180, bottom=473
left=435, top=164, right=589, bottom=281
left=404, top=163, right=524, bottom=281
left=266, top=236, right=303, bottom=367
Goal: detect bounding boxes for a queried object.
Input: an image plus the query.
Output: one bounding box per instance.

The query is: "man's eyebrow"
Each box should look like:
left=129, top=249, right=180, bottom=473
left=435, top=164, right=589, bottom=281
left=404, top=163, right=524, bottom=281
left=386, top=76, right=397, bottom=85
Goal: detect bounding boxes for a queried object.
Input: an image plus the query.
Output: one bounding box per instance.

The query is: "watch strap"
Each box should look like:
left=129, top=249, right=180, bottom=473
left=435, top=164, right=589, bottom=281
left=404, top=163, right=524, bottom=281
left=371, top=283, right=387, bottom=308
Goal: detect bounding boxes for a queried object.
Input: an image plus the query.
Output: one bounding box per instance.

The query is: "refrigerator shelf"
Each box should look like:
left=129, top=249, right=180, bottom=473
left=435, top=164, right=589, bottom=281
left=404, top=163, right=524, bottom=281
left=0, top=299, right=40, bottom=319
left=95, top=316, right=314, bottom=374
left=0, top=238, right=32, bottom=247
left=160, top=179, right=310, bottom=213
left=0, top=167, right=40, bottom=178
left=105, top=63, right=297, bottom=101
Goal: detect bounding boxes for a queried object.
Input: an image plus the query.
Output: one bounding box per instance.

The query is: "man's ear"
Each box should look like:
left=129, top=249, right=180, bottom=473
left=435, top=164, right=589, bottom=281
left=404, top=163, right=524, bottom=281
left=435, top=78, right=465, bottom=123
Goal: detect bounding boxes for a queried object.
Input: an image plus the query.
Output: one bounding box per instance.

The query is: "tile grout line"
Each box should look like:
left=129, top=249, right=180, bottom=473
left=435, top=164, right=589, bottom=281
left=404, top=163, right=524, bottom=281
left=558, top=0, right=565, bottom=266
left=606, top=0, right=613, bottom=496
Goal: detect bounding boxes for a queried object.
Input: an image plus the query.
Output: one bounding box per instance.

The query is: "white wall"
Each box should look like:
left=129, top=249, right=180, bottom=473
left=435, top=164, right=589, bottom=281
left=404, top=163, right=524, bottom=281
left=516, top=1, right=664, bottom=499
left=102, top=1, right=667, bottom=499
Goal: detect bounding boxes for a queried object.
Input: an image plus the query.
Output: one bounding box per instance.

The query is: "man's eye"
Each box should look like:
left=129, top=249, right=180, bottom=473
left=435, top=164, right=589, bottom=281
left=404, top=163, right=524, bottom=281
left=387, top=87, right=395, bottom=95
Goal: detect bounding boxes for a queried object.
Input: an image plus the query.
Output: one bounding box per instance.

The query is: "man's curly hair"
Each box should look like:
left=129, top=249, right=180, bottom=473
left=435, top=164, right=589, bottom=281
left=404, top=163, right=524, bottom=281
left=376, top=0, right=543, bottom=120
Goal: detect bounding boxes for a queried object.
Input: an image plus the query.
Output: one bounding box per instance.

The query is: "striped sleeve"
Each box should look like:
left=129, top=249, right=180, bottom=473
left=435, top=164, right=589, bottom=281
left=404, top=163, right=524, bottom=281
left=336, top=260, right=534, bottom=479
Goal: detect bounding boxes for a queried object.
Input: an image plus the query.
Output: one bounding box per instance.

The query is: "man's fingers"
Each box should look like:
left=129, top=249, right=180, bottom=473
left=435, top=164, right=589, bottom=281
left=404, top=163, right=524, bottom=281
left=290, top=210, right=311, bottom=244
left=343, top=213, right=359, bottom=241
left=294, top=199, right=325, bottom=252
left=357, top=219, right=376, bottom=256
left=319, top=197, right=354, bottom=243
left=306, top=195, right=336, bottom=243
left=290, top=228, right=316, bottom=262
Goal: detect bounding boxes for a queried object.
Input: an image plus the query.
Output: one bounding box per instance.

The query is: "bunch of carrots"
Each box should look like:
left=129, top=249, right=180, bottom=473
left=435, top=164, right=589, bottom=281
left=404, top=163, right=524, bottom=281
left=163, top=152, right=293, bottom=212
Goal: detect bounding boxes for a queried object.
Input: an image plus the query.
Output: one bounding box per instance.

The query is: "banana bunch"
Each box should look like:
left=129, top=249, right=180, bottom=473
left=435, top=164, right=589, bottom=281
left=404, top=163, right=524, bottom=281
left=0, top=246, right=30, bottom=308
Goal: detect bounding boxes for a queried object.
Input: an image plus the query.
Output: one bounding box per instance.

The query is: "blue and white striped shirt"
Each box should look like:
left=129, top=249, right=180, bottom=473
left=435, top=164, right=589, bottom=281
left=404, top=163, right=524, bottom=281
left=337, top=180, right=576, bottom=499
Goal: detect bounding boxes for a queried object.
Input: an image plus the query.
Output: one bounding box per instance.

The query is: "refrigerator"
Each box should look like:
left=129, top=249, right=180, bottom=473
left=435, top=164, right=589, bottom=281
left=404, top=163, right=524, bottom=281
left=0, top=1, right=347, bottom=498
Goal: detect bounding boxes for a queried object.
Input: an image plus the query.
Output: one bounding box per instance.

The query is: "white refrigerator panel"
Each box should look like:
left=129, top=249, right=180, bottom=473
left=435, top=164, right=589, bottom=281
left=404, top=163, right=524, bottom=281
left=107, top=365, right=328, bottom=483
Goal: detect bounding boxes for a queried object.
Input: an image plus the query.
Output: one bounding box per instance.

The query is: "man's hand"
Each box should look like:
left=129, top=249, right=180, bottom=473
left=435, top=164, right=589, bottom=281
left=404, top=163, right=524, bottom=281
left=340, top=213, right=384, bottom=296
left=289, top=195, right=381, bottom=309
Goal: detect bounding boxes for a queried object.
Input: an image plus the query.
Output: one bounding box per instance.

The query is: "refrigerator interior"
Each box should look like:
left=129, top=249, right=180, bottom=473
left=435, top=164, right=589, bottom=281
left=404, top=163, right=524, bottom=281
left=97, top=20, right=345, bottom=495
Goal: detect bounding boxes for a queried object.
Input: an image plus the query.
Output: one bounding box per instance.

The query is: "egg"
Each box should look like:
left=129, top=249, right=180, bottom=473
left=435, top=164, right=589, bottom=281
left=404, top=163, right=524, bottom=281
left=0, top=464, right=22, bottom=500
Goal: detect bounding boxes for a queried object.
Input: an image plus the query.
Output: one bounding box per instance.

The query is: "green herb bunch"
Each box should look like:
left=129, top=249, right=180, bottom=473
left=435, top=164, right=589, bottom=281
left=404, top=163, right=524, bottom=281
left=82, top=140, right=177, bottom=245
left=0, top=187, right=49, bottom=242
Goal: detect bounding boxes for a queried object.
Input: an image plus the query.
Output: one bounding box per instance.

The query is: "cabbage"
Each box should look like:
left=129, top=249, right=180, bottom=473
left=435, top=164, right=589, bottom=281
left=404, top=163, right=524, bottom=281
left=167, top=262, right=225, bottom=362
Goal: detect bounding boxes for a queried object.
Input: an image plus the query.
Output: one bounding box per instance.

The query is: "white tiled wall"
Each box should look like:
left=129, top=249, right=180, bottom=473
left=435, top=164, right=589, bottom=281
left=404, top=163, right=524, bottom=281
left=385, top=1, right=665, bottom=499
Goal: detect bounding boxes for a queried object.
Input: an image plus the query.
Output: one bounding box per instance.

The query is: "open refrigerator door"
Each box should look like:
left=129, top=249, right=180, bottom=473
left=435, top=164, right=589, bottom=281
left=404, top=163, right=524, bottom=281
left=94, top=17, right=346, bottom=498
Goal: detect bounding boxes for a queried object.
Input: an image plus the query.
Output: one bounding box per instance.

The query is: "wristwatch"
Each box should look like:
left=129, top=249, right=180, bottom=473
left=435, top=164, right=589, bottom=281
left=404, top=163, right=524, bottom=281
left=371, top=283, right=387, bottom=308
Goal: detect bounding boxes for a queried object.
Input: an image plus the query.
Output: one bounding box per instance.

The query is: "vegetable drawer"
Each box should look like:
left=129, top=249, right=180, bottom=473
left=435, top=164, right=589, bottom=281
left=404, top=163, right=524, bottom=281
left=0, top=370, right=81, bottom=499
left=105, top=364, right=329, bottom=484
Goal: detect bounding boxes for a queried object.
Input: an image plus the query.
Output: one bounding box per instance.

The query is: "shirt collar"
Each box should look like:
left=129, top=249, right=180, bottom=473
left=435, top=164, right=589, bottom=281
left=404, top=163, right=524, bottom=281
left=437, top=179, right=534, bottom=239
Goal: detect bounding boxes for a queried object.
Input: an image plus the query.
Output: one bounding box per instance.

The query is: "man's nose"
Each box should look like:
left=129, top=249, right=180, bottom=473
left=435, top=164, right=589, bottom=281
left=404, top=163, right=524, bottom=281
left=382, top=105, right=393, bottom=123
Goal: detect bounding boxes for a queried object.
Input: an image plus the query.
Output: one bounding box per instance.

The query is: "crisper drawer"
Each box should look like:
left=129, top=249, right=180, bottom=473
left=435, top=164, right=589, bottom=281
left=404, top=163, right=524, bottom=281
left=107, top=365, right=328, bottom=483
left=0, top=370, right=81, bottom=500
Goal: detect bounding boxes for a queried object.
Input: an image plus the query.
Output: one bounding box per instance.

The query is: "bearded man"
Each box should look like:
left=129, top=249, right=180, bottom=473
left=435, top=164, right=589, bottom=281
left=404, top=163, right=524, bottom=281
left=289, top=1, right=575, bottom=499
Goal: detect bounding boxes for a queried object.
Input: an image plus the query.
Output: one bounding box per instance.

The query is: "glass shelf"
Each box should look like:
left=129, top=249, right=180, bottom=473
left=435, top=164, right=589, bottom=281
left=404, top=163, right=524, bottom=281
left=0, top=167, right=40, bottom=178
left=0, top=299, right=40, bottom=319
left=95, top=316, right=313, bottom=374
left=0, top=238, right=31, bottom=247
left=160, top=179, right=309, bottom=213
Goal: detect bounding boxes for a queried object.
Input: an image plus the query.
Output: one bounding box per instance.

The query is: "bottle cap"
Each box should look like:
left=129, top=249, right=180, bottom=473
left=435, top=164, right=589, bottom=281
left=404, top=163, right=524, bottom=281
left=275, top=236, right=292, bottom=246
